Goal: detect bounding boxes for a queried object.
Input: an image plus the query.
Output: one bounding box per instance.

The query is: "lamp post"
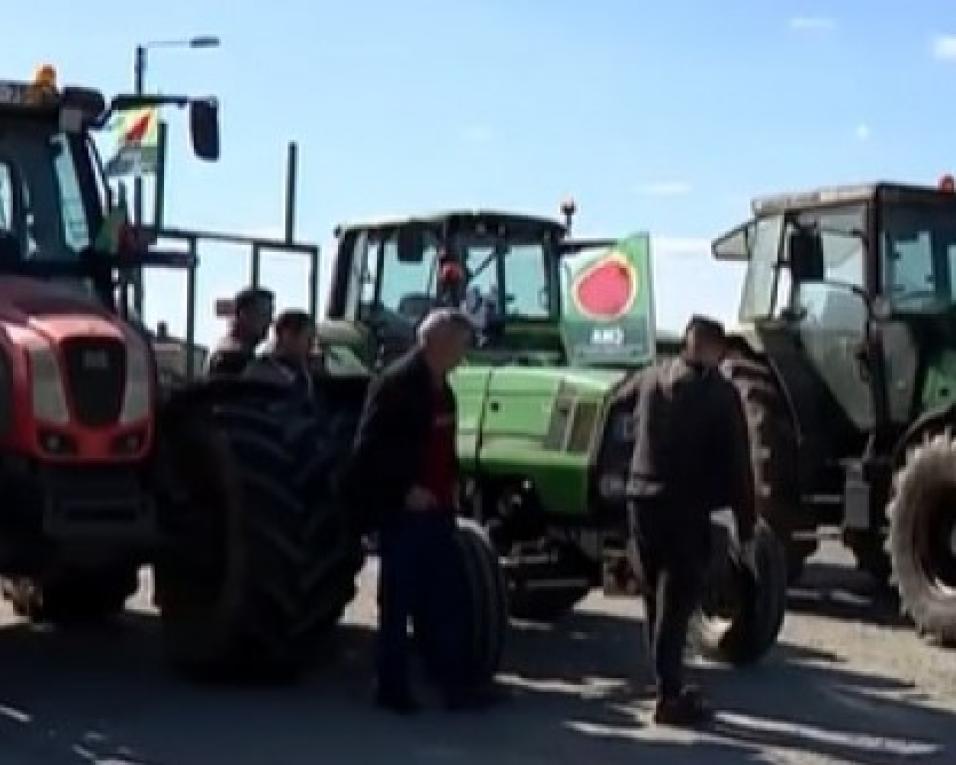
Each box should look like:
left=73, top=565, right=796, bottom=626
left=131, top=35, right=220, bottom=313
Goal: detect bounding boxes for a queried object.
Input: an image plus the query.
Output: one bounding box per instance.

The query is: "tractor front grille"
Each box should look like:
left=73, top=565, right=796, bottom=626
left=61, top=338, right=126, bottom=427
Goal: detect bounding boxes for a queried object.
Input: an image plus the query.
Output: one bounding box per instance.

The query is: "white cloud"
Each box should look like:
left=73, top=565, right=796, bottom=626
left=460, top=125, right=494, bottom=144
left=855, top=123, right=871, bottom=142
left=932, top=35, right=956, bottom=61
left=636, top=181, right=693, bottom=197
left=789, top=16, right=837, bottom=32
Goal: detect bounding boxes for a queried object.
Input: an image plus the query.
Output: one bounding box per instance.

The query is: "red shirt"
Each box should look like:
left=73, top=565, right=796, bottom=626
left=419, top=394, right=457, bottom=509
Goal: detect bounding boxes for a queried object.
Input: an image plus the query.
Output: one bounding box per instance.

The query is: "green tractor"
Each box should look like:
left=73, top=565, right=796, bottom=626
left=713, top=179, right=956, bottom=643
left=320, top=209, right=787, bottom=665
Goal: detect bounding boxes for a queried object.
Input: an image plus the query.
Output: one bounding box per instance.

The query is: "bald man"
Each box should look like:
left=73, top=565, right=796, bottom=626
left=349, top=309, right=482, bottom=714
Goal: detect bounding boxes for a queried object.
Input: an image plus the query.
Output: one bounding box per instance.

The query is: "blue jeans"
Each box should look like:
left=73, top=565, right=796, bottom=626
left=377, top=511, right=466, bottom=698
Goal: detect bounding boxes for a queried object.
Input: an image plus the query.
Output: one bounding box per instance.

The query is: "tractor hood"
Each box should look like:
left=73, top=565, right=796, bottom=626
left=0, top=277, right=122, bottom=342
left=452, top=364, right=630, bottom=517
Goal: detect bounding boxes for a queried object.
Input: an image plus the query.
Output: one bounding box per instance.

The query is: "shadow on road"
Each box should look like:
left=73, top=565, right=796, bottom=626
left=787, top=561, right=910, bottom=628
left=0, top=592, right=951, bottom=764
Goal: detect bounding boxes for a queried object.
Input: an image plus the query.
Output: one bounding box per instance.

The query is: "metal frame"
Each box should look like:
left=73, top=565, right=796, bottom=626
left=143, top=226, right=320, bottom=381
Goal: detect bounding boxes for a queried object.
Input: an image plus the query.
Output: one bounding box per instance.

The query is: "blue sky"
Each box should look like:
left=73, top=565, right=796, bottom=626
left=8, top=1, right=956, bottom=343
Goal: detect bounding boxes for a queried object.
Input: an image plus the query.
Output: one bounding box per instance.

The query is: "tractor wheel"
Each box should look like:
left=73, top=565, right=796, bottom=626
left=455, top=520, right=508, bottom=687
left=886, top=432, right=956, bottom=644
left=692, top=519, right=787, bottom=665
left=154, top=395, right=363, bottom=682
left=2, top=566, right=138, bottom=624
left=724, top=357, right=812, bottom=584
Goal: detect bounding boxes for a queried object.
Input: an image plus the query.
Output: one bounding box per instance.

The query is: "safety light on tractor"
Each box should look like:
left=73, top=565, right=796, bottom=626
left=940, top=174, right=955, bottom=193
left=26, top=63, right=59, bottom=105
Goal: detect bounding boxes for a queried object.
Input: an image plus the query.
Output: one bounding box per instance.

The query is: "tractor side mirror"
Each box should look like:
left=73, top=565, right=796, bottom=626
left=397, top=225, right=425, bottom=263
left=789, top=229, right=825, bottom=282
left=190, top=99, right=220, bottom=161
left=712, top=220, right=752, bottom=260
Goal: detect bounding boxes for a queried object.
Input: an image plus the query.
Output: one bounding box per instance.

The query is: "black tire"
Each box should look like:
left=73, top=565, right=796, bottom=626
left=692, top=519, right=787, bottom=665
left=455, top=520, right=508, bottom=687
left=886, top=433, right=956, bottom=644
left=724, top=357, right=812, bottom=584
left=2, top=566, right=138, bottom=624
left=154, top=393, right=363, bottom=682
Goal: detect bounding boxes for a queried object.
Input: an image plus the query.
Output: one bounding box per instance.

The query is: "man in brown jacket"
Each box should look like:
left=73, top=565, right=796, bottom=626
left=625, top=315, right=755, bottom=726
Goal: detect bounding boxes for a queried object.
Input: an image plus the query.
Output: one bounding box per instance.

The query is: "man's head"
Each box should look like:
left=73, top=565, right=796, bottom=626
left=683, top=315, right=728, bottom=367
left=417, top=308, right=474, bottom=376
left=233, top=287, right=275, bottom=346
left=273, top=309, right=315, bottom=362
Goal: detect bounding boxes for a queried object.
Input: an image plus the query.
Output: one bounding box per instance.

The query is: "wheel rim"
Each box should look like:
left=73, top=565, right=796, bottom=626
left=916, top=486, right=956, bottom=596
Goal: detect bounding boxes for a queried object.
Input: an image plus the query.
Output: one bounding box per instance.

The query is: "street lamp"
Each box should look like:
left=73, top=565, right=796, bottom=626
left=130, top=35, right=220, bottom=312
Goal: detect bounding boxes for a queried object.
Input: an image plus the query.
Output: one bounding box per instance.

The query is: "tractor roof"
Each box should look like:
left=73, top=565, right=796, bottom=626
left=751, top=182, right=953, bottom=216
left=0, top=76, right=105, bottom=126
left=336, top=210, right=566, bottom=238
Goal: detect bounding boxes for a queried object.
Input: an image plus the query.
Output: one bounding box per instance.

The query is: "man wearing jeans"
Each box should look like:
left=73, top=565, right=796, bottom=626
left=349, top=308, right=478, bottom=714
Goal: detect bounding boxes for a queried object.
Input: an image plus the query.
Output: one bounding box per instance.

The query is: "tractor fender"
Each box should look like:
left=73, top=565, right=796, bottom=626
left=891, top=403, right=956, bottom=469
left=724, top=331, right=801, bottom=437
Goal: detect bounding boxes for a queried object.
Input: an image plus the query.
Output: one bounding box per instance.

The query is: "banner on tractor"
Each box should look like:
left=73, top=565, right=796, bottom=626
left=104, top=107, right=159, bottom=178
left=559, top=233, right=656, bottom=367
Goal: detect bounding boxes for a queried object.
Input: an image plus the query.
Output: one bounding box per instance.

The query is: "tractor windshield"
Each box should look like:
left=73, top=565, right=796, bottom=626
left=882, top=201, right=956, bottom=313
left=355, top=225, right=557, bottom=337
left=0, top=122, right=101, bottom=265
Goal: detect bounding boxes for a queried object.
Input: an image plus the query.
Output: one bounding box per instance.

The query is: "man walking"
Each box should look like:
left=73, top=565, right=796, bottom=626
left=205, top=287, right=275, bottom=377
left=348, top=308, right=477, bottom=714
left=624, top=315, right=755, bottom=726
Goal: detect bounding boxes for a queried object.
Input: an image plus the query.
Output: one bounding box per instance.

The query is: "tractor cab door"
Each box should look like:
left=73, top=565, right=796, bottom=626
left=728, top=209, right=874, bottom=487
left=557, top=233, right=656, bottom=368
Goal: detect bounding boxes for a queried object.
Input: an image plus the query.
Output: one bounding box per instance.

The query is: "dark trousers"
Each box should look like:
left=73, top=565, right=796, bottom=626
left=377, top=511, right=465, bottom=698
left=628, top=499, right=709, bottom=701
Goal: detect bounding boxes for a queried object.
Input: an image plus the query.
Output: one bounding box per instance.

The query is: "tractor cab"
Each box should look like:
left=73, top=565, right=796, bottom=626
left=0, top=66, right=218, bottom=311
left=323, top=210, right=655, bottom=372
left=713, top=179, right=956, bottom=639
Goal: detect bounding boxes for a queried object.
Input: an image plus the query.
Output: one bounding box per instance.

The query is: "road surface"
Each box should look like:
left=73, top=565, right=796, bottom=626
left=0, top=542, right=953, bottom=765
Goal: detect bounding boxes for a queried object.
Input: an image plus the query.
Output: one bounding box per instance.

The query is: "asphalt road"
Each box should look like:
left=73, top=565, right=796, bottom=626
left=0, top=542, right=954, bottom=765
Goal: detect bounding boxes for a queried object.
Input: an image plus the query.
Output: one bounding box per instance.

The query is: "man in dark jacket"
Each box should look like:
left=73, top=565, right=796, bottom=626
left=243, top=309, right=315, bottom=399
left=624, top=315, right=755, bottom=727
left=205, top=287, right=275, bottom=377
left=349, top=308, right=476, bottom=714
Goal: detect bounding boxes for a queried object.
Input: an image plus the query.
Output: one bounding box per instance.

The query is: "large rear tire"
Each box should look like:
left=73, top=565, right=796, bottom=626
left=455, top=520, right=508, bottom=687
left=887, top=432, right=956, bottom=644
left=692, top=519, right=787, bottom=665
left=724, top=357, right=812, bottom=584
left=2, top=565, right=138, bottom=624
left=155, top=393, right=363, bottom=682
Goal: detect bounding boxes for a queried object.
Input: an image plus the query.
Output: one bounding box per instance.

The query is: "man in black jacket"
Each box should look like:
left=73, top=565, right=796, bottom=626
left=205, top=287, right=275, bottom=377
left=624, top=315, right=755, bottom=727
left=243, top=309, right=315, bottom=400
left=349, top=308, right=475, bottom=714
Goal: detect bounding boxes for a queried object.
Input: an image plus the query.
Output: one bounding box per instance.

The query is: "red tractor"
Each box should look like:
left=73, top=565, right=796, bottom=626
left=0, top=67, right=363, bottom=681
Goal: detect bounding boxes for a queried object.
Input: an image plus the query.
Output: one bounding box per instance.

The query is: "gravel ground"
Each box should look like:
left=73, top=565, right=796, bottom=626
left=0, top=541, right=953, bottom=765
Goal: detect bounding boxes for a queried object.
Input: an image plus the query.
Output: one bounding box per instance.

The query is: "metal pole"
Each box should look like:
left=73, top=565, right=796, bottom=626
left=284, top=141, right=298, bottom=244
left=153, top=120, right=168, bottom=238
left=133, top=45, right=146, bottom=315
left=309, top=247, right=319, bottom=322
left=185, top=236, right=198, bottom=381
left=251, top=243, right=261, bottom=288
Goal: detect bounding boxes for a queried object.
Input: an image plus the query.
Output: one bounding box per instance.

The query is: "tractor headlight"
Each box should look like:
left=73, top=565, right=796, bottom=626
left=119, top=337, right=151, bottom=425
left=27, top=345, right=69, bottom=426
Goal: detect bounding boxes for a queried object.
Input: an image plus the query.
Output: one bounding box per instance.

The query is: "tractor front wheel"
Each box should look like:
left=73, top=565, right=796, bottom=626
left=154, top=394, right=362, bottom=682
left=887, top=433, right=956, bottom=644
